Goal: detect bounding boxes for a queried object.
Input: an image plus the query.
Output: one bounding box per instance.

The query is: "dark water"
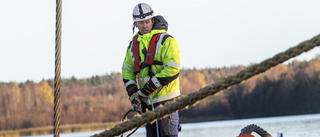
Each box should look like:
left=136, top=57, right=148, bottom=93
left=24, top=113, right=320, bottom=137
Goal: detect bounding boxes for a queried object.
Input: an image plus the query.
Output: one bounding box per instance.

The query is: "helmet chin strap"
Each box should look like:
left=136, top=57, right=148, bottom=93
left=132, top=23, right=135, bottom=35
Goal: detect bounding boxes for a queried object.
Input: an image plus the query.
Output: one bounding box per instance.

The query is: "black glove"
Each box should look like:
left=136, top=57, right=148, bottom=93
left=129, top=90, right=148, bottom=108
left=140, top=81, right=158, bottom=96
left=127, top=85, right=138, bottom=97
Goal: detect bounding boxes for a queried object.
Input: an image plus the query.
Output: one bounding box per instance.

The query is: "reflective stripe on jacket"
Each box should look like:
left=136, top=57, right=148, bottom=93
left=122, top=29, right=180, bottom=105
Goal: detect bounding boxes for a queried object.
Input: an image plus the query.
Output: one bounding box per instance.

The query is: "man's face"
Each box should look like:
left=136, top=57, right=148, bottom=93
left=135, top=18, right=153, bottom=34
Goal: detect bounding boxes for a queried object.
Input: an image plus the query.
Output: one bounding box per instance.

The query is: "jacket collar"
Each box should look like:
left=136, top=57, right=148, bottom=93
left=135, top=30, right=166, bottom=42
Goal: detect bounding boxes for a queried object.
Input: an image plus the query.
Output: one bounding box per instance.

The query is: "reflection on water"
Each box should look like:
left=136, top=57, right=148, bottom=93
left=24, top=113, right=320, bottom=137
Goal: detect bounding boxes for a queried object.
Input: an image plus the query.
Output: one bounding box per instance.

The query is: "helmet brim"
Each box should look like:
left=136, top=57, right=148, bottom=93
left=133, top=15, right=154, bottom=22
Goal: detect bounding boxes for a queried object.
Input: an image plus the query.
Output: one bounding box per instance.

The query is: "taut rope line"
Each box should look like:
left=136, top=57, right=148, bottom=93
left=92, top=34, right=320, bottom=137
left=54, top=0, right=62, bottom=137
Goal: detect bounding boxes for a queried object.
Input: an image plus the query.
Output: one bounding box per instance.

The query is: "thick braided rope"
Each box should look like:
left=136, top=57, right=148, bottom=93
left=54, top=0, right=62, bottom=137
left=240, top=124, right=272, bottom=137
left=92, top=34, right=320, bottom=137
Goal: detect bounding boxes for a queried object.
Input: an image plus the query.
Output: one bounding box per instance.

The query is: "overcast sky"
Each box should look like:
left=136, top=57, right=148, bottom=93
left=1, top=0, right=320, bottom=83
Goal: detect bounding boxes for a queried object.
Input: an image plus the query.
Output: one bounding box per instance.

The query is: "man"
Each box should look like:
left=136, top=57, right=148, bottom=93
left=122, top=3, right=181, bottom=137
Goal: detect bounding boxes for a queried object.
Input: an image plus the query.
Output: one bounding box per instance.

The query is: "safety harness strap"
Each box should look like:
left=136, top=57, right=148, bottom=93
left=132, top=35, right=140, bottom=73
left=145, top=33, right=161, bottom=65
left=133, top=33, right=168, bottom=74
left=140, top=61, right=163, bottom=70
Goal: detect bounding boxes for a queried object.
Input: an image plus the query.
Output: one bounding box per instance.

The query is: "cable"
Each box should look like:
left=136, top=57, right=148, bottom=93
left=121, top=107, right=142, bottom=137
left=149, top=96, right=160, bottom=137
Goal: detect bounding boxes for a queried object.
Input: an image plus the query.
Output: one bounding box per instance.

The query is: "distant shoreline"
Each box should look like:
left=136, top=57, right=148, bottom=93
left=0, top=116, right=240, bottom=137
left=2, top=113, right=320, bottom=137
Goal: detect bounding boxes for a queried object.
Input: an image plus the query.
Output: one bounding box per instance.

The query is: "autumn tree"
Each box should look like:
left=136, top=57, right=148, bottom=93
left=39, top=81, right=54, bottom=106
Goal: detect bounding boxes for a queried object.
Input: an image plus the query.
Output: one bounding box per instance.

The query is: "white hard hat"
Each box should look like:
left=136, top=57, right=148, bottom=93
left=132, top=3, right=154, bottom=22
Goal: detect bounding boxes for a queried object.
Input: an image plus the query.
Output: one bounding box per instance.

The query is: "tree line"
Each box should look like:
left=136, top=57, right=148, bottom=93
left=180, top=56, right=320, bottom=121
left=1, top=56, right=320, bottom=130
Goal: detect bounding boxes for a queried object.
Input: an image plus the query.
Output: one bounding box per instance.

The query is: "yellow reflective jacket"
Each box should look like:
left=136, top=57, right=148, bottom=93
left=122, top=29, right=180, bottom=105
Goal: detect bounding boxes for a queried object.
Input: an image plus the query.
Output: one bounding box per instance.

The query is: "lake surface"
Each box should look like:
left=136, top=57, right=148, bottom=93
left=24, top=113, right=320, bottom=137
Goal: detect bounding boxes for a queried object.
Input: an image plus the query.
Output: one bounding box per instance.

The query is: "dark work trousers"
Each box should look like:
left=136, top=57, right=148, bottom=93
left=141, top=100, right=180, bottom=137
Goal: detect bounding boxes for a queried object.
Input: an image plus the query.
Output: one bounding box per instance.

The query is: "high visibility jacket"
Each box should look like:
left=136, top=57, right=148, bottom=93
left=122, top=29, right=180, bottom=105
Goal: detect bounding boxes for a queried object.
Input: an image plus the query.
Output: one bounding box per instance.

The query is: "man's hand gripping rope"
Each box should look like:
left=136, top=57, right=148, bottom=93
left=129, top=90, right=148, bottom=108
